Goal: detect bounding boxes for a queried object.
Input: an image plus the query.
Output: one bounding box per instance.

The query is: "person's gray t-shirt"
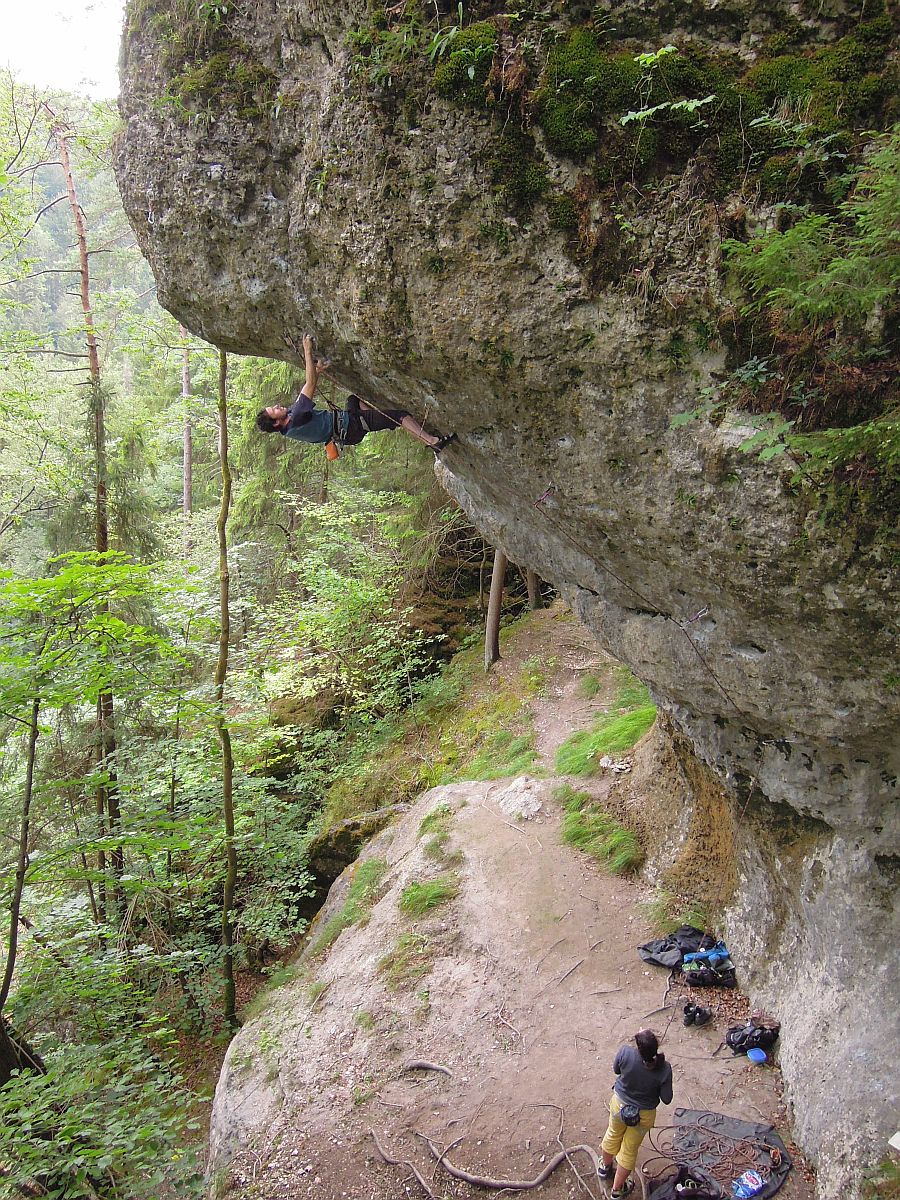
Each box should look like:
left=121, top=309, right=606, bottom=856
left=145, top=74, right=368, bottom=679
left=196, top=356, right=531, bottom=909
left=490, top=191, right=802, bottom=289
left=612, top=1045, right=673, bottom=1110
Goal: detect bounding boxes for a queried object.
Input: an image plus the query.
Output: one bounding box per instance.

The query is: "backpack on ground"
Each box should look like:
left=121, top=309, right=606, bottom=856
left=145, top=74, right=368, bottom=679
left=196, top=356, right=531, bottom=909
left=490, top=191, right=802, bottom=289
left=681, top=957, right=737, bottom=988
left=725, top=1020, right=780, bottom=1055
left=648, top=1164, right=725, bottom=1200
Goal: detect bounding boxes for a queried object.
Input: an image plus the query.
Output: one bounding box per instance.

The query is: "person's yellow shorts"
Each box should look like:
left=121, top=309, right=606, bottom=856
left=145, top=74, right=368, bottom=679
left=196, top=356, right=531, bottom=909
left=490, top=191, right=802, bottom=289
left=600, top=1093, right=656, bottom=1171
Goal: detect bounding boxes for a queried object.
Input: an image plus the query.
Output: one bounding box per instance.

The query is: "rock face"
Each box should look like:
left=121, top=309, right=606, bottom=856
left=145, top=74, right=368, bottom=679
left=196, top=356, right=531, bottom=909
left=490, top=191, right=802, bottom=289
left=115, top=2, right=898, bottom=1194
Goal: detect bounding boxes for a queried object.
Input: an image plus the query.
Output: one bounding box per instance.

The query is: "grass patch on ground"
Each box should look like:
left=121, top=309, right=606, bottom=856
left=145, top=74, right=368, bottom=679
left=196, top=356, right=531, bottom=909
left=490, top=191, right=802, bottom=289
left=399, top=874, right=459, bottom=917
left=419, top=802, right=452, bottom=855
left=309, top=857, right=388, bottom=955
left=613, top=665, right=652, bottom=710
left=577, top=672, right=603, bottom=698
left=556, top=668, right=656, bottom=775
left=458, top=727, right=539, bottom=781
left=378, top=931, right=434, bottom=990
left=555, top=705, right=656, bottom=774
left=418, top=802, right=465, bottom=863
left=557, top=785, right=643, bottom=873
left=862, top=1160, right=900, bottom=1200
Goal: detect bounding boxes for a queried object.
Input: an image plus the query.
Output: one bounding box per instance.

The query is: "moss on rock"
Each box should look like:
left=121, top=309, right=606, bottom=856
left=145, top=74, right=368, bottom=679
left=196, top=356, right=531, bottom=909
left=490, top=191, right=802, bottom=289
left=491, top=127, right=548, bottom=212
left=536, top=29, right=640, bottom=158
left=432, top=22, right=499, bottom=106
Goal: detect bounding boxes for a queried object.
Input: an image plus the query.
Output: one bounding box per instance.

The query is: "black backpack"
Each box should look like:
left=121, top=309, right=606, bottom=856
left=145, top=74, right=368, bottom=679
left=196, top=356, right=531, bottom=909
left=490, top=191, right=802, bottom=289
left=648, top=1164, right=725, bottom=1200
left=681, top=960, right=737, bottom=988
left=725, top=1020, right=780, bottom=1055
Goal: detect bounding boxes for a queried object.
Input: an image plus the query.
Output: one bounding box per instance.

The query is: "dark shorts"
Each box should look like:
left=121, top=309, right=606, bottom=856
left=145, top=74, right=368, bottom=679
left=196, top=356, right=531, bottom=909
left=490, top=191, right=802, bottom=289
left=343, top=395, right=409, bottom=445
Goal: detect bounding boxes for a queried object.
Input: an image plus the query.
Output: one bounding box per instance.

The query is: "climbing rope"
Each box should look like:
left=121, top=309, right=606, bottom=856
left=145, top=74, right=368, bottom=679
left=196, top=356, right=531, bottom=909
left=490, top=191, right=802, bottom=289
left=641, top=1118, right=785, bottom=1193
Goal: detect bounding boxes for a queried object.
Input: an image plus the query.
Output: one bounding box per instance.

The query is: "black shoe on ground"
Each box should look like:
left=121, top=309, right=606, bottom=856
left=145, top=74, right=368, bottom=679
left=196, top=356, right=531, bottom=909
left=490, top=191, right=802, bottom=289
left=683, top=1003, right=696, bottom=1026
left=611, top=1180, right=635, bottom=1198
left=693, top=1006, right=713, bottom=1026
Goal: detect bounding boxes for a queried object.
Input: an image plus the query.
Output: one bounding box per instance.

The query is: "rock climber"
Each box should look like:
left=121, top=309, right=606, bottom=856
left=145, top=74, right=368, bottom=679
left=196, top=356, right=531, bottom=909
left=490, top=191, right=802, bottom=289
left=255, top=334, right=455, bottom=453
left=598, top=1028, right=674, bottom=1198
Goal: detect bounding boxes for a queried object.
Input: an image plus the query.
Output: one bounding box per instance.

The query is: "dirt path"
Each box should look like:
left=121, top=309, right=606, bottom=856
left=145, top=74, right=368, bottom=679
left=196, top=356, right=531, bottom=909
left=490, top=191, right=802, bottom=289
left=219, top=608, right=815, bottom=1200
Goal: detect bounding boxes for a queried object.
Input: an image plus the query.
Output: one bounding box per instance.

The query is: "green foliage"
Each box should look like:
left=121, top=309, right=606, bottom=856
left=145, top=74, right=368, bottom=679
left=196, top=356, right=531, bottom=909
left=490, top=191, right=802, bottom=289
left=349, top=5, right=426, bottom=90
left=309, top=857, right=388, bottom=954
left=399, top=874, right=459, bottom=916
left=432, top=22, right=498, bottom=105
left=0, top=1038, right=203, bottom=1199
left=724, top=128, right=900, bottom=331
left=557, top=786, right=643, bottom=873
left=254, top=490, right=437, bottom=726
left=378, top=931, right=433, bottom=990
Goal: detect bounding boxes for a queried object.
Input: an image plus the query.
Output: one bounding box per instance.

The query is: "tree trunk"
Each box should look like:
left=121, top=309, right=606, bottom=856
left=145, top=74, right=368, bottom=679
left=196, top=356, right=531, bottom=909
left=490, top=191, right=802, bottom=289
left=51, top=110, right=122, bottom=912
left=215, top=351, right=239, bottom=1029
left=526, top=569, right=542, bottom=610
left=179, top=325, right=193, bottom=547
left=0, top=699, right=40, bottom=1020
left=484, top=549, right=508, bottom=672
left=0, top=1019, right=46, bottom=1090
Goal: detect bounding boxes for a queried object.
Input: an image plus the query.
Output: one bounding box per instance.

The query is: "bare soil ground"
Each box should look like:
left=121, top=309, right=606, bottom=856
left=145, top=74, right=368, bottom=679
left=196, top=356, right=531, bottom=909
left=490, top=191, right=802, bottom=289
left=218, top=607, right=815, bottom=1200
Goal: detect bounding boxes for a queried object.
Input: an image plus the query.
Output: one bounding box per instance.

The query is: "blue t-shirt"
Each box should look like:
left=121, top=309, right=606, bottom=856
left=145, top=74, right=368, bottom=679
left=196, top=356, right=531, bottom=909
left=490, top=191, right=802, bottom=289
left=281, top=393, right=348, bottom=445
left=612, top=1045, right=673, bottom=1110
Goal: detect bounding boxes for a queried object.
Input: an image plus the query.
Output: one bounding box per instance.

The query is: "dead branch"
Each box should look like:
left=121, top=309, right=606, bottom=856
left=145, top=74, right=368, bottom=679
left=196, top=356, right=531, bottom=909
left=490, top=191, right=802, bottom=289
left=419, top=1134, right=603, bottom=1190
left=534, top=937, right=566, bottom=972
left=557, top=957, right=585, bottom=985
left=370, top=1127, right=437, bottom=1200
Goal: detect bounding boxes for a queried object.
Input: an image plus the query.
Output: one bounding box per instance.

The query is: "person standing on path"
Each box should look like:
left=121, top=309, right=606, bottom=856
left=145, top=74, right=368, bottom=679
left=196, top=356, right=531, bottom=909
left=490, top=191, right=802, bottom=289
left=598, top=1028, right=673, bottom=1198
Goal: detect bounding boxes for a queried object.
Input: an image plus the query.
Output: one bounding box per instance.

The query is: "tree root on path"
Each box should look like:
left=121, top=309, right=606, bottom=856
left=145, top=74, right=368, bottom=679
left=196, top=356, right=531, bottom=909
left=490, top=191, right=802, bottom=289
left=403, top=1059, right=453, bottom=1076
left=369, top=1128, right=437, bottom=1200
left=418, top=1132, right=604, bottom=1191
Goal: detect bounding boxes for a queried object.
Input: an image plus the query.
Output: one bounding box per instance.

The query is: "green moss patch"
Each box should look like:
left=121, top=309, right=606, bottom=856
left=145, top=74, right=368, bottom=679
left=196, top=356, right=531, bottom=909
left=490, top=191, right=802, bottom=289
left=491, top=127, right=548, bottom=213
left=536, top=30, right=640, bottom=158
left=557, top=786, right=643, bottom=874
left=433, top=22, right=498, bottom=106
left=744, top=25, right=892, bottom=135
left=167, top=47, right=277, bottom=119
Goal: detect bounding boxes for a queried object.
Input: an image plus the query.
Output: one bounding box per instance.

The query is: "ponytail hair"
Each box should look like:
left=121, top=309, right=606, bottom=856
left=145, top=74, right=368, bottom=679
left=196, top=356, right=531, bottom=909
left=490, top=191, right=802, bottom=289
left=635, top=1029, right=665, bottom=1071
